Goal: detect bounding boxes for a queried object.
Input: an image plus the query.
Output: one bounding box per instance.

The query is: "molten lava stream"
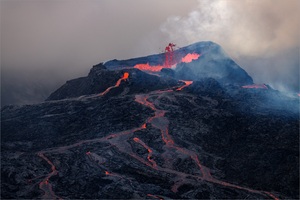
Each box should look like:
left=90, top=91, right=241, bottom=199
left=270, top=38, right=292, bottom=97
left=134, top=63, right=165, bottom=72
left=100, top=72, right=129, bottom=96
left=134, top=89, right=279, bottom=200
left=133, top=137, right=157, bottom=168
left=37, top=152, right=61, bottom=199
left=176, top=80, right=193, bottom=91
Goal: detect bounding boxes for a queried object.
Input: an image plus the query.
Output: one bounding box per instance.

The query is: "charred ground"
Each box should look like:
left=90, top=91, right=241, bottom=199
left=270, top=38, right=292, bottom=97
left=1, top=41, right=299, bottom=199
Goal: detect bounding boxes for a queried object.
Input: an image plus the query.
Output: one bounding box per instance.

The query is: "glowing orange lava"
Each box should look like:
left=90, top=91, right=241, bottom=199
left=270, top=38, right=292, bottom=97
left=181, top=53, right=200, bottom=63
left=34, top=73, right=279, bottom=200
left=134, top=52, right=200, bottom=73
left=242, top=84, right=268, bottom=89
left=100, top=72, right=129, bottom=95
left=134, top=89, right=279, bottom=200
left=37, top=152, right=61, bottom=199
left=133, top=137, right=157, bottom=168
left=134, top=63, right=165, bottom=72
left=176, top=80, right=193, bottom=91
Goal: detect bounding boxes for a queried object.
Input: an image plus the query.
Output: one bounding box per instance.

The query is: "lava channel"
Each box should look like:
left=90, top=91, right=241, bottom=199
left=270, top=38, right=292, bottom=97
left=176, top=80, right=193, bottom=91
left=37, top=152, right=61, bottom=199
left=134, top=87, right=279, bottom=200
left=133, top=137, right=157, bottom=168
left=100, top=72, right=129, bottom=95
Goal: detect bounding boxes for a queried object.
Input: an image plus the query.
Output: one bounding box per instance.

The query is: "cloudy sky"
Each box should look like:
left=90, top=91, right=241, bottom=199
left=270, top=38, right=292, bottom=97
left=1, top=0, right=299, bottom=106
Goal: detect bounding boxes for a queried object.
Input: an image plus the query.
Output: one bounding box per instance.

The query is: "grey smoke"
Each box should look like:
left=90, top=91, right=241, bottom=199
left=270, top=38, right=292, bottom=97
left=1, top=0, right=299, bottom=106
left=160, top=0, right=299, bottom=92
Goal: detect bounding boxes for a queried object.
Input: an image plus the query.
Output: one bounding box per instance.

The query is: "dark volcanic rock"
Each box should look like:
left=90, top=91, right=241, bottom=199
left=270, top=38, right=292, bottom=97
left=1, top=41, right=299, bottom=199
left=105, top=41, right=253, bottom=86
left=47, top=64, right=179, bottom=101
left=174, top=42, right=253, bottom=85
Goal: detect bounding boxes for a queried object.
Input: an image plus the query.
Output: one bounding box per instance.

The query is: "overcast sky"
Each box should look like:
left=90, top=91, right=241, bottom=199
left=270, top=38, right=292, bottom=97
left=1, top=0, right=299, bottom=106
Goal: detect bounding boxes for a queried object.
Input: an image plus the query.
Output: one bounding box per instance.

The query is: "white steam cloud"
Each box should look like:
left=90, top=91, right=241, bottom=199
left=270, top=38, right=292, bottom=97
left=160, top=0, right=299, bottom=93
left=160, top=0, right=299, bottom=57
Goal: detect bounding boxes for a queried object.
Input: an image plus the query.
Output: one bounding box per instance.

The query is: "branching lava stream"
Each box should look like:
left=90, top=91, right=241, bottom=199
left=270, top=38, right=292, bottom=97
left=37, top=152, right=61, bottom=199
left=34, top=74, right=279, bottom=199
left=134, top=83, right=279, bottom=200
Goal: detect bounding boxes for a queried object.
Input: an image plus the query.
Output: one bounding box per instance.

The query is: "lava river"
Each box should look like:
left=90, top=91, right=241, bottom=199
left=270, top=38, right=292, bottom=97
left=34, top=77, right=279, bottom=199
left=134, top=82, right=279, bottom=200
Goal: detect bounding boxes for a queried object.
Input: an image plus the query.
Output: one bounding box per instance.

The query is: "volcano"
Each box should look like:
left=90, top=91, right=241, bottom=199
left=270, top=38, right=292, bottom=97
left=1, top=41, right=299, bottom=199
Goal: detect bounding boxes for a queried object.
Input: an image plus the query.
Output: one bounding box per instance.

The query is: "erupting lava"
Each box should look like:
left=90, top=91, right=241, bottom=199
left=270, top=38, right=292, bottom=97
left=181, top=53, right=201, bottom=63
left=242, top=84, right=268, bottom=89
left=133, top=48, right=200, bottom=72
left=165, top=43, right=176, bottom=68
left=100, top=72, right=129, bottom=95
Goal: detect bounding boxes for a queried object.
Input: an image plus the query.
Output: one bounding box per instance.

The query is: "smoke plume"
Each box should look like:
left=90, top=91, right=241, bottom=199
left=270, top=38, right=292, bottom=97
left=160, top=0, right=299, bottom=92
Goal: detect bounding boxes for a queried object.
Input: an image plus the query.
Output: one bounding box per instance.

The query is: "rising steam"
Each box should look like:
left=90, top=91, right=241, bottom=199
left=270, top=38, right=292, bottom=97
left=160, top=0, right=299, bottom=93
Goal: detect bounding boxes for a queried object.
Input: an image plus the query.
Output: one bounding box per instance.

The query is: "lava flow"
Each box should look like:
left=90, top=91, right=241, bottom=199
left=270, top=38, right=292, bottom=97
left=242, top=84, right=268, bottom=89
left=134, top=86, right=279, bottom=200
left=176, top=80, right=193, bottom=91
left=134, top=63, right=165, bottom=72
left=181, top=53, right=201, bottom=63
left=133, top=137, right=157, bottom=168
left=133, top=44, right=200, bottom=72
left=100, top=72, right=129, bottom=95
left=33, top=72, right=279, bottom=199
left=37, top=152, right=61, bottom=199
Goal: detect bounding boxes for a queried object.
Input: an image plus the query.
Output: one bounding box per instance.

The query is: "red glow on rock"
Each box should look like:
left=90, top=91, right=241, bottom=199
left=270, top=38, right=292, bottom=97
left=134, top=63, right=165, bottom=72
left=100, top=72, right=129, bottom=95
left=181, top=53, right=200, bottom=63
left=147, top=193, right=164, bottom=200
left=242, top=84, right=268, bottom=89
left=86, top=151, right=91, bottom=155
left=264, top=192, right=279, bottom=200
left=37, top=152, right=60, bottom=199
left=161, top=128, right=174, bottom=146
left=105, top=171, right=110, bottom=175
left=115, top=72, right=129, bottom=87
left=123, top=72, right=129, bottom=80
left=133, top=137, right=157, bottom=168
left=142, top=123, right=147, bottom=129
left=177, top=80, right=193, bottom=91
